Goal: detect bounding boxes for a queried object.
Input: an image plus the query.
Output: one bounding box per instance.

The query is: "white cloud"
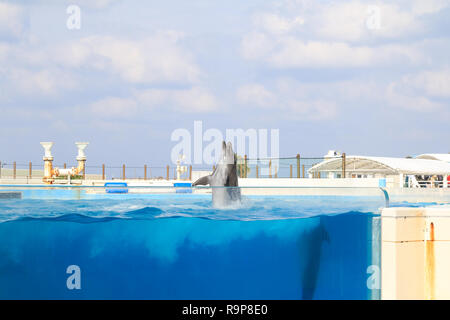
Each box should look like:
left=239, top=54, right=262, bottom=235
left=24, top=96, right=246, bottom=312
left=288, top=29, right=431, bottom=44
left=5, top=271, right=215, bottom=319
left=56, top=33, right=201, bottom=85
left=0, top=30, right=203, bottom=100
left=74, top=0, right=120, bottom=9
left=236, top=73, right=449, bottom=119
left=252, top=13, right=304, bottom=35
left=83, top=86, right=219, bottom=120
left=90, top=97, right=138, bottom=117
left=381, top=69, right=450, bottom=112
left=386, top=83, right=442, bottom=112
left=397, top=69, right=450, bottom=98
left=136, top=87, right=218, bottom=113
left=236, top=81, right=337, bottom=120
left=241, top=0, right=450, bottom=69
left=172, top=87, right=218, bottom=112
left=236, top=84, right=276, bottom=107
left=254, top=1, right=450, bottom=42
left=410, top=0, right=450, bottom=15
left=0, top=2, right=27, bottom=39
left=242, top=34, right=422, bottom=68
left=312, top=2, right=422, bottom=40
left=5, top=68, right=77, bottom=96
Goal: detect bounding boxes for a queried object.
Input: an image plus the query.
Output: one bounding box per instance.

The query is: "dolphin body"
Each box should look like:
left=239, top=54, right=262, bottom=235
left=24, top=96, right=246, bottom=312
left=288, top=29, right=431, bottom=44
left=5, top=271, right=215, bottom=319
left=192, top=141, right=241, bottom=208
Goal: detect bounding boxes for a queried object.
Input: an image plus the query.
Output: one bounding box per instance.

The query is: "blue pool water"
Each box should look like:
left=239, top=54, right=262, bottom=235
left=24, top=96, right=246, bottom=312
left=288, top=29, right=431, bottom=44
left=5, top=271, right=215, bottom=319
left=0, top=190, right=386, bottom=299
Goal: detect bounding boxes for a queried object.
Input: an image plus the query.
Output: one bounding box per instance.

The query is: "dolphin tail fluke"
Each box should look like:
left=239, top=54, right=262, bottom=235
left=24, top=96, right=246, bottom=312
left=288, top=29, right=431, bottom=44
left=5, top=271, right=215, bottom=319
left=192, top=175, right=211, bottom=186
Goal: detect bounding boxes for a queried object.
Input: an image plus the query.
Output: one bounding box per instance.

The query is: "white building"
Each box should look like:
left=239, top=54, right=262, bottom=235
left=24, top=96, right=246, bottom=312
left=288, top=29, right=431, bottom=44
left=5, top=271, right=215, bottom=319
left=308, top=155, right=450, bottom=188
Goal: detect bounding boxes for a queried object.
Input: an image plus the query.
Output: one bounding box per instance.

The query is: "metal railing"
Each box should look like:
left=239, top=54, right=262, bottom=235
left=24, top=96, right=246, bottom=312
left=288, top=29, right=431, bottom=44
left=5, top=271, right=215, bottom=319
left=0, top=154, right=342, bottom=181
left=405, top=175, right=450, bottom=189
left=236, top=156, right=328, bottom=179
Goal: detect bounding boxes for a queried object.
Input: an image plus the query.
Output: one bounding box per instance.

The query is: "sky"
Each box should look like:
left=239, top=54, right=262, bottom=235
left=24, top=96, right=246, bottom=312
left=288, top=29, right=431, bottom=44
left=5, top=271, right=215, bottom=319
left=0, top=0, right=449, bottom=167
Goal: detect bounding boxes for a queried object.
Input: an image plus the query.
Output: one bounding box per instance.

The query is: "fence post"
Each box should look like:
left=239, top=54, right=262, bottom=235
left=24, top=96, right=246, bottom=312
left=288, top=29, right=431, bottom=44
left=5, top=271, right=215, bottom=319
left=296, top=154, right=300, bottom=178
left=123, top=164, right=126, bottom=180
left=290, top=164, right=293, bottom=178
left=64, top=163, right=67, bottom=169
left=102, top=164, right=105, bottom=180
left=189, top=165, right=192, bottom=181
left=83, top=165, right=86, bottom=180
left=269, top=160, right=272, bottom=178
left=274, top=166, right=278, bottom=178
left=342, top=153, right=346, bottom=178
left=144, top=165, right=147, bottom=180
left=166, top=165, right=169, bottom=180
left=256, top=165, right=259, bottom=178
left=13, top=161, right=16, bottom=179
left=302, top=164, right=305, bottom=178
left=244, top=155, right=248, bottom=178
left=29, top=162, right=32, bottom=179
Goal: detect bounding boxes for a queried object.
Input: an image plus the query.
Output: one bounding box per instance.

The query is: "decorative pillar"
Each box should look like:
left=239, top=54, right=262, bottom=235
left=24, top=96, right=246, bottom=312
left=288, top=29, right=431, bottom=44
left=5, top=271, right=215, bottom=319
left=40, top=142, right=54, bottom=184
left=75, top=142, right=89, bottom=179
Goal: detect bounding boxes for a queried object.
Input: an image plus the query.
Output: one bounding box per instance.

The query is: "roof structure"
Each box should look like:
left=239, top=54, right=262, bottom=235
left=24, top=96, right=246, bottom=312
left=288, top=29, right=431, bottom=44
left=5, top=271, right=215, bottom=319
left=309, top=156, right=450, bottom=175
left=415, top=154, right=450, bottom=162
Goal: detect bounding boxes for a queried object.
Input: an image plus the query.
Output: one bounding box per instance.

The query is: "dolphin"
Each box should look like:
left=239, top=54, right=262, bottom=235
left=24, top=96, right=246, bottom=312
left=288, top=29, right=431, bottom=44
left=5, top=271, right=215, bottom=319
left=192, top=141, right=241, bottom=208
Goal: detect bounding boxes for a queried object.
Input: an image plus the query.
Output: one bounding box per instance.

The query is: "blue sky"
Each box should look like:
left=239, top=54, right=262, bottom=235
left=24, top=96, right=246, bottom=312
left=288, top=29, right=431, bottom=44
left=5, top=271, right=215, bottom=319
left=0, top=0, right=449, bottom=167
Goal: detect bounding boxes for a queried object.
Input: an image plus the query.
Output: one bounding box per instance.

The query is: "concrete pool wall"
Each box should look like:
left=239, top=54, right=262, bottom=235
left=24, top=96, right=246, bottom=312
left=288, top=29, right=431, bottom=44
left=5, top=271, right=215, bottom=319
left=1, top=177, right=450, bottom=202
left=382, top=207, right=450, bottom=300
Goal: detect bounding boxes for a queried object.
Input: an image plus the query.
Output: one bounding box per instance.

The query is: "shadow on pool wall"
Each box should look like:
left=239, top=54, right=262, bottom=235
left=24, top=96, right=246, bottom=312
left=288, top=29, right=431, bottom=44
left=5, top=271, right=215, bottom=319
left=0, top=212, right=379, bottom=300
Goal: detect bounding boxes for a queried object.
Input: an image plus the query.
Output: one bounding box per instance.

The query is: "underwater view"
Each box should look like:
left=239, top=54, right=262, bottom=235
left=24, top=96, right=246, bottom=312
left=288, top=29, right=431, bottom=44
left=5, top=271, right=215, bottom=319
left=0, top=192, right=383, bottom=300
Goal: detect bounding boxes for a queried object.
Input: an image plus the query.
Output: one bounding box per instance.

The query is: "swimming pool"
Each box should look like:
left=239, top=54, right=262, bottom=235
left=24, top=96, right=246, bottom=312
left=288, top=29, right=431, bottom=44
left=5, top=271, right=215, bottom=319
left=0, top=189, right=388, bottom=299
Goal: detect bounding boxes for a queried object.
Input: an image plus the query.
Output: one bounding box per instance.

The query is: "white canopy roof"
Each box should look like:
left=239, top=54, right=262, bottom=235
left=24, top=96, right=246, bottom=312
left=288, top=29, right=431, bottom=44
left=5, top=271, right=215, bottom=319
left=309, top=156, right=450, bottom=175
left=416, top=154, right=450, bottom=162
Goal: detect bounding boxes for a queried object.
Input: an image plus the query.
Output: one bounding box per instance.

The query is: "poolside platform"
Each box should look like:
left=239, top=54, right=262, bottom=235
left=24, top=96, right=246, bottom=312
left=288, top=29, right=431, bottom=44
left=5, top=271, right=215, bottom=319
left=382, top=206, right=450, bottom=299
left=1, top=177, right=449, bottom=202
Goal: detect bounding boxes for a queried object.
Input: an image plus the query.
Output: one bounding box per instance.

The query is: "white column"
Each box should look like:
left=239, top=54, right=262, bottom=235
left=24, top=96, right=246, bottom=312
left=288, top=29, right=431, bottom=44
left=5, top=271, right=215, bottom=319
left=40, top=142, right=54, bottom=183
left=75, top=142, right=89, bottom=177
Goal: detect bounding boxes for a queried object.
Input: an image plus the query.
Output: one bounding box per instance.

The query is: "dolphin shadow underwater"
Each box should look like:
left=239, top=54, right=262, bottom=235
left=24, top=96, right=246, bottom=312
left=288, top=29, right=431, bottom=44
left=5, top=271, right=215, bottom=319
left=298, top=216, right=330, bottom=300
left=192, top=141, right=241, bottom=208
